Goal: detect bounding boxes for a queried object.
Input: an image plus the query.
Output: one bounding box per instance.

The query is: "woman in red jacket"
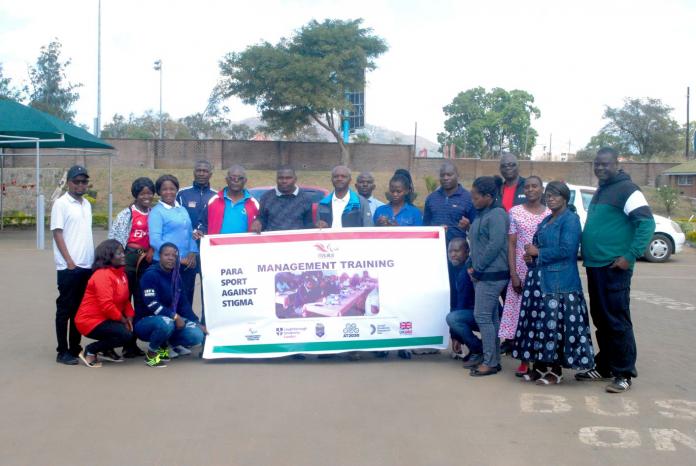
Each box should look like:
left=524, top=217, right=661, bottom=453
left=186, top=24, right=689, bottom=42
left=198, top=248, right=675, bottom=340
left=75, top=239, right=135, bottom=368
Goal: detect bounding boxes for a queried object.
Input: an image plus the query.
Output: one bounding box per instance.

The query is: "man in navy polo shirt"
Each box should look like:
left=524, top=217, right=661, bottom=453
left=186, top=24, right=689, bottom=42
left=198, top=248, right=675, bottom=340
left=423, top=161, right=476, bottom=307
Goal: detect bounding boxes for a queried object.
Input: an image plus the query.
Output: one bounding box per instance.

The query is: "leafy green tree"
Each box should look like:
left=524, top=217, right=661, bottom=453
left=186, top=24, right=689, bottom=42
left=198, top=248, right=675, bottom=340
left=211, top=18, right=388, bottom=165
left=27, top=40, right=81, bottom=122
left=101, top=111, right=190, bottom=139
left=599, top=98, right=681, bottom=160
left=576, top=131, right=632, bottom=160
left=438, top=87, right=539, bottom=159
left=180, top=112, right=230, bottom=139
left=656, top=185, right=679, bottom=216
left=352, top=133, right=370, bottom=143
left=0, top=63, right=23, bottom=101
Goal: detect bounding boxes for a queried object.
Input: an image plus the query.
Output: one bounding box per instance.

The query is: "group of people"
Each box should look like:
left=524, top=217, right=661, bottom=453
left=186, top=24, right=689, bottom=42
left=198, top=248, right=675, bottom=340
left=50, top=147, right=655, bottom=392
left=442, top=148, right=655, bottom=394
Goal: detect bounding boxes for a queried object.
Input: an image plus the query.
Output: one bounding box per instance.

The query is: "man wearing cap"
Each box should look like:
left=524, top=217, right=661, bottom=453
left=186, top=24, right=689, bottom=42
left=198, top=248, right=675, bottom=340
left=51, top=165, right=94, bottom=365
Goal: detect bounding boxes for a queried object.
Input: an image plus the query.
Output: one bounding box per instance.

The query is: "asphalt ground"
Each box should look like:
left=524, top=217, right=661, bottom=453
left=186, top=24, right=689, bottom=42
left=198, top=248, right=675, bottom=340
left=1, top=229, right=695, bottom=466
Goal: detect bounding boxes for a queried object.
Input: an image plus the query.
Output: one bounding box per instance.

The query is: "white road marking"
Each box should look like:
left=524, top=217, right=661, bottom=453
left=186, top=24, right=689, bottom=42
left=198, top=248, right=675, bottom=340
left=579, top=426, right=641, bottom=448
left=585, top=396, right=639, bottom=417
left=520, top=393, right=572, bottom=413
left=631, top=290, right=696, bottom=311
left=655, top=400, right=696, bottom=420
left=649, top=429, right=696, bottom=452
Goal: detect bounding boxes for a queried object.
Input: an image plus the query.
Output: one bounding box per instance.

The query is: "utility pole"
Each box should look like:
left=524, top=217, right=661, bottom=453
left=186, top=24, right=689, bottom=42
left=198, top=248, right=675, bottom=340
left=549, top=133, right=552, bottom=160
left=96, top=0, right=101, bottom=137
left=154, top=59, right=163, bottom=139
left=686, top=86, right=691, bottom=160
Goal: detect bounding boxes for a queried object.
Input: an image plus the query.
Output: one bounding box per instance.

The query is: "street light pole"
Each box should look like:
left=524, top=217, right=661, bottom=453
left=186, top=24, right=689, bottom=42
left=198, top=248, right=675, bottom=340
left=96, top=0, right=101, bottom=137
left=153, top=59, right=163, bottom=139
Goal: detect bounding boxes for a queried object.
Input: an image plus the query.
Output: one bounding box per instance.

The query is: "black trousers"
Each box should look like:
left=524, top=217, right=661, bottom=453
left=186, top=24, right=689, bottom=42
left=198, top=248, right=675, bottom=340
left=55, top=267, right=92, bottom=355
left=85, top=320, right=133, bottom=355
left=586, top=265, right=637, bottom=378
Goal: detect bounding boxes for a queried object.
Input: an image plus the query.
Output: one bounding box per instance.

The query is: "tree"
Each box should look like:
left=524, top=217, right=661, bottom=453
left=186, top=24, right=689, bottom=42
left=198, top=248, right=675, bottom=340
left=180, top=112, right=230, bottom=139
left=0, top=63, right=23, bottom=101
left=101, top=111, right=190, bottom=139
left=211, top=18, right=388, bottom=165
left=597, top=98, right=681, bottom=160
left=351, top=133, right=370, bottom=143
left=656, top=185, right=679, bottom=216
left=27, top=39, right=81, bottom=122
left=576, top=131, right=632, bottom=160
left=437, top=87, right=539, bottom=159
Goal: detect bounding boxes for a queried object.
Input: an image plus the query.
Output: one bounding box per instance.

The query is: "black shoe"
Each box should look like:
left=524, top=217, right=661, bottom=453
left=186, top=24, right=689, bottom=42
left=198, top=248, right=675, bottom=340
left=98, top=349, right=124, bottom=363
left=56, top=352, right=78, bottom=365
left=575, top=368, right=612, bottom=382
left=462, top=353, right=483, bottom=368
left=122, top=347, right=145, bottom=358
left=606, top=377, right=632, bottom=393
left=500, top=340, right=514, bottom=355
left=397, top=350, right=412, bottom=360
left=373, top=351, right=389, bottom=358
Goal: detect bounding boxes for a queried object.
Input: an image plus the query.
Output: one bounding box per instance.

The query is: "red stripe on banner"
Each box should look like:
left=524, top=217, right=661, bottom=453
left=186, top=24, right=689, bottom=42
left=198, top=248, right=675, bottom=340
left=209, top=230, right=440, bottom=246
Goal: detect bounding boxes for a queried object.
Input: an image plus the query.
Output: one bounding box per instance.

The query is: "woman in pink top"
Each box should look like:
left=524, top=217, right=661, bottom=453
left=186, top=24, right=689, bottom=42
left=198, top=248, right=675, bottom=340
left=498, top=176, right=550, bottom=376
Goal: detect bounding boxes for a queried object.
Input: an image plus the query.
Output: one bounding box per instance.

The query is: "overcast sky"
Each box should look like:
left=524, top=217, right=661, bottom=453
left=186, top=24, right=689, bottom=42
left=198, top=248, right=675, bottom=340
left=1, top=0, right=694, bottom=156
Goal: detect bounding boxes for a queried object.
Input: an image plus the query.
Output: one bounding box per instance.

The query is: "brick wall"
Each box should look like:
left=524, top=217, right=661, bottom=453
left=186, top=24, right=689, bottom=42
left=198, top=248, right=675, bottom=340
left=1, top=138, right=679, bottom=188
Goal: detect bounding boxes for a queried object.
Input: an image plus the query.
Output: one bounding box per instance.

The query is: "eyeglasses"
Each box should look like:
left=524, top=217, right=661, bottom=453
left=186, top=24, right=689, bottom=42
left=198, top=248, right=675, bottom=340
left=226, top=176, right=246, bottom=182
left=70, top=179, right=89, bottom=185
left=544, top=192, right=563, bottom=199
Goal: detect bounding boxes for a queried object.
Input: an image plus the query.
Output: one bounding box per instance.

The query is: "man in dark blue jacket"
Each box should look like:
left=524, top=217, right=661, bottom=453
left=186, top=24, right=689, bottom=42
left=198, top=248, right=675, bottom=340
left=444, top=238, right=481, bottom=367
left=317, top=166, right=373, bottom=228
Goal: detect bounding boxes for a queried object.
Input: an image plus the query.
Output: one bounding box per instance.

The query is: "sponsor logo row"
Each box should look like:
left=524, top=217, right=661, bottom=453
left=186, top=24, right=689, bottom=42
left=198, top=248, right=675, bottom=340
left=244, top=321, right=413, bottom=341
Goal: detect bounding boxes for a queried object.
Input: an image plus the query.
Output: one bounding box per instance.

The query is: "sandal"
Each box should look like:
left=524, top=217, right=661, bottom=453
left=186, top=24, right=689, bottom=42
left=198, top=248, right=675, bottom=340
left=522, top=368, right=542, bottom=382
left=535, top=368, right=563, bottom=385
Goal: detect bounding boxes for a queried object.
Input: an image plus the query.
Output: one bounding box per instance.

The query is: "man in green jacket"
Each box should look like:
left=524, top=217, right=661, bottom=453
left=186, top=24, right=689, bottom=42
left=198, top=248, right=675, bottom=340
left=577, top=147, right=655, bottom=393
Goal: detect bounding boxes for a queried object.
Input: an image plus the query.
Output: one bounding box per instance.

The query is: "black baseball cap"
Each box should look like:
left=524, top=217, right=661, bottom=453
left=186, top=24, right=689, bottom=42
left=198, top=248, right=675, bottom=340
left=67, top=165, right=89, bottom=180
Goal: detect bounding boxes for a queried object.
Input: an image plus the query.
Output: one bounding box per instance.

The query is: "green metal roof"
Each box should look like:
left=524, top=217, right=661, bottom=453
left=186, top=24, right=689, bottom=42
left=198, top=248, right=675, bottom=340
left=0, top=99, right=114, bottom=150
left=663, top=160, right=696, bottom=175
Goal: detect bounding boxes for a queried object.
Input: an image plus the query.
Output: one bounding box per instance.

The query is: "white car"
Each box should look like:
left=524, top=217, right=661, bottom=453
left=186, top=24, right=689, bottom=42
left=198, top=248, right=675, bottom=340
left=566, top=184, right=685, bottom=263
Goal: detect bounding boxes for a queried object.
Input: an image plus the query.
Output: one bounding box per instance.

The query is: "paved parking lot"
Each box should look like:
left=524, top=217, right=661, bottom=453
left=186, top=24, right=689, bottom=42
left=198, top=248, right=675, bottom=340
left=1, top=229, right=695, bottom=466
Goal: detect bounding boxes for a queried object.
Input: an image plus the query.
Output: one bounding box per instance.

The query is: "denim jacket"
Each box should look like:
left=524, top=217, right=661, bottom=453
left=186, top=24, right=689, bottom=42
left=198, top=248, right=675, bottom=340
left=534, top=208, right=582, bottom=294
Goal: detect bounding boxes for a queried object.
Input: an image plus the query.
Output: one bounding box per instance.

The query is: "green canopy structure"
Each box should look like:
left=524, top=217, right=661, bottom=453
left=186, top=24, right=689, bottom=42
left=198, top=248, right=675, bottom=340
left=0, top=99, right=115, bottom=249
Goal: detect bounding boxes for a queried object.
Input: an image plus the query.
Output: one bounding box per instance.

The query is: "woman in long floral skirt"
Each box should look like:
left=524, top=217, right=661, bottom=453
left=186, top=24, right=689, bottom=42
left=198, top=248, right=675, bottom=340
left=511, top=181, right=595, bottom=385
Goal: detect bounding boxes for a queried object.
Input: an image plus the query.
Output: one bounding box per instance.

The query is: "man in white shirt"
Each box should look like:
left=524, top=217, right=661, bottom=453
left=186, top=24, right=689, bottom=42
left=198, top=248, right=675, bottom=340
left=51, top=165, right=94, bottom=365
left=316, top=166, right=373, bottom=229
left=355, top=171, right=385, bottom=217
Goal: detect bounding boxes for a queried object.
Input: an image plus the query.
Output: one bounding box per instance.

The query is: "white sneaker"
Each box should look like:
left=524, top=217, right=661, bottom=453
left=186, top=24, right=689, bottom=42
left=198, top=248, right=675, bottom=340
left=173, top=345, right=191, bottom=356
left=167, top=346, right=179, bottom=359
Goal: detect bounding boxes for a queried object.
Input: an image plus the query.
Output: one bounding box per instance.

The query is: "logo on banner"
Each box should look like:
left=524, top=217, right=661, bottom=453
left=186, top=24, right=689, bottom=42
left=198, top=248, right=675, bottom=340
left=399, top=322, right=413, bottom=335
left=245, top=328, right=261, bottom=341
left=275, top=326, right=307, bottom=339
left=343, top=323, right=359, bottom=338
left=314, top=243, right=339, bottom=259
left=315, top=323, right=325, bottom=337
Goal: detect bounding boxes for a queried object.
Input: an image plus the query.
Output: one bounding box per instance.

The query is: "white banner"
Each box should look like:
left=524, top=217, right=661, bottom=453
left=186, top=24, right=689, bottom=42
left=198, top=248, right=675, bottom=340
left=200, top=227, right=450, bottom=358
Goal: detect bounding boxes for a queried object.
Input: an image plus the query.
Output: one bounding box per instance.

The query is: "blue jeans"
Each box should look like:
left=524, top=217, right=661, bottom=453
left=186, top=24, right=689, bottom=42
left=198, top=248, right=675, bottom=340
left=446, top=309, right=482, bottom=354
left=134, top=316, right=204, bottom=352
